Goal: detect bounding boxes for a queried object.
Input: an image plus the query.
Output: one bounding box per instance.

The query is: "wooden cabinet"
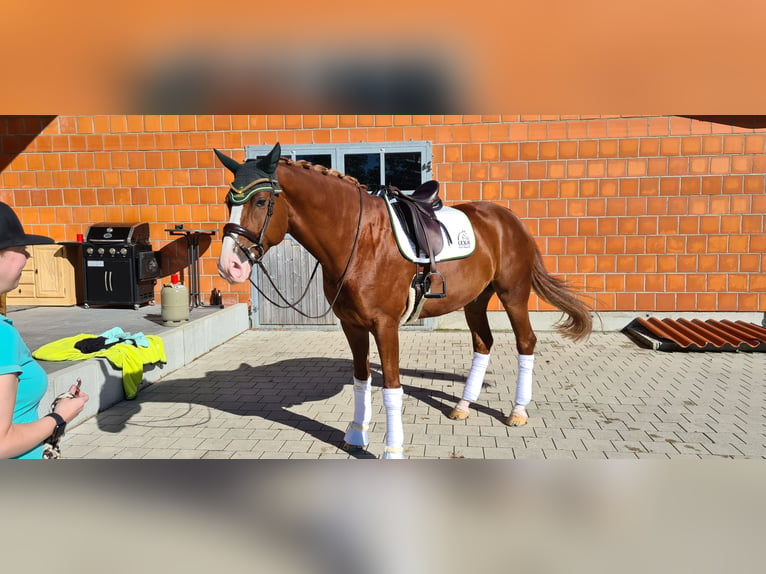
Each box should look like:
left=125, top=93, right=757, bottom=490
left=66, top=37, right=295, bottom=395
left=6, top=244, right=80, bottom=306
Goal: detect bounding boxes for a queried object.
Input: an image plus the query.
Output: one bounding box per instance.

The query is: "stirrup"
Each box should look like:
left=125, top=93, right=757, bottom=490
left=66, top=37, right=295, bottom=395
left=423, top=270, right=446, bottom=299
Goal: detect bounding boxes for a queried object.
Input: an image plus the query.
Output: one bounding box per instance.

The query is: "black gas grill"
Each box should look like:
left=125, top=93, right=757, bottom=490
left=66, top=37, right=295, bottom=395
left=82, top=222, right=160, bottom=309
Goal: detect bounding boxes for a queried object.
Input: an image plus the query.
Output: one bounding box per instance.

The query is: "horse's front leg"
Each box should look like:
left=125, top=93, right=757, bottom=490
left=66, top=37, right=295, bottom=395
left=372, top=322, right=405, bottom=460
left=340, top=321, right=372, bottom=450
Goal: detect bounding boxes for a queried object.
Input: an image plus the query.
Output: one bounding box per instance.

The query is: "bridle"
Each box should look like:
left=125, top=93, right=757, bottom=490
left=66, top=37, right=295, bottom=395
left=223, top=175, right=281, bottom=266
left=222, top=172, right=364, bottom=319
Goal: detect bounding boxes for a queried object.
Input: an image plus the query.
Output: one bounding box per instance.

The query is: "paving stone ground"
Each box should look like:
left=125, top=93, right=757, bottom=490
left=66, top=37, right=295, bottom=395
left=63, top=329, right=766, bottom=459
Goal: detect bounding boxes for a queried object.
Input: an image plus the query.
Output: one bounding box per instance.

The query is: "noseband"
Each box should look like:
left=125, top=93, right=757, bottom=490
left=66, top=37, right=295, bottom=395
left=223, top=176, right=281, bottom=265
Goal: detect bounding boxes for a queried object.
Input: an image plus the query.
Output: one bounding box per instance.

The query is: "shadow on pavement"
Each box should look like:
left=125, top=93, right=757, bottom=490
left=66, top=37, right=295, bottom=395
left=90, top=357, right=481, bottom=458
left=94, top=358, right=372, bottom=458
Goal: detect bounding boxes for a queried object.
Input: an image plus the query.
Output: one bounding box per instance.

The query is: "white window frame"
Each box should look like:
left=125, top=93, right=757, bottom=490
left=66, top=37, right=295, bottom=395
left=246, top=141, right=433, bottom=191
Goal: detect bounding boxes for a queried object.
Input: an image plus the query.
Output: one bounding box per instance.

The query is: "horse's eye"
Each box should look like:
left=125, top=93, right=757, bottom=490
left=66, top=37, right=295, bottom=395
left=255, top=198, right=268, bottom=208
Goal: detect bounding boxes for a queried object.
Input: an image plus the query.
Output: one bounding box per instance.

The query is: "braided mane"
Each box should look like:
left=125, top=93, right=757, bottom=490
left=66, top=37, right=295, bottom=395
left=279, top=156, right=368, bottom=191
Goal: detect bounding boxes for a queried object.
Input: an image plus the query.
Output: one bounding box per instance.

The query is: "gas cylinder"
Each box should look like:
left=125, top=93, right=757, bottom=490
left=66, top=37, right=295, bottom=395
left=161, top=274, right=190, bottom=325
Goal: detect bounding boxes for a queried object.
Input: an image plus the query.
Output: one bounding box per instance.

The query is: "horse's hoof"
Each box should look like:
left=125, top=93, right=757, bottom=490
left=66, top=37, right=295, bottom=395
left=505, top=405, right=528, bottom=427
left=381, top=446, right=405, bottom=460
left=344, top=424, right=369, bottom=448
left=506, top=414, right=528, bottom=427
left=341, top=441, right=368, bottom=452
left=447, top=408, right=470, bottom=420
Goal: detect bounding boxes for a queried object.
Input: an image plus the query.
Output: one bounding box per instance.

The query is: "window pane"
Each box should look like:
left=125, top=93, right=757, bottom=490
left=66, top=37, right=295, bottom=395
left=344, top=153, right=381, bottom=188
left=295, top=154, right=332, bottom=168
left=385, top=151, right=422, bottom=191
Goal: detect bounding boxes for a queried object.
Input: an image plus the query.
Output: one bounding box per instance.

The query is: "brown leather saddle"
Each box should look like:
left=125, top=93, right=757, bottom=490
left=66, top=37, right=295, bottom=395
left=385, top=180, right=450, bottom=298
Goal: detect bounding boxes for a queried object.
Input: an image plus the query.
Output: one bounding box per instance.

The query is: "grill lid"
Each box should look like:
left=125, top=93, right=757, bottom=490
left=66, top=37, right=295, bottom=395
left=86, top=222, right=150, bottom=244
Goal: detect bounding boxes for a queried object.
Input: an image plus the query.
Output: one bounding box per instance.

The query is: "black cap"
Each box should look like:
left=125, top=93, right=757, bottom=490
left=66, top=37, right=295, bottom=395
left=0, top=202, right=54, bottom=250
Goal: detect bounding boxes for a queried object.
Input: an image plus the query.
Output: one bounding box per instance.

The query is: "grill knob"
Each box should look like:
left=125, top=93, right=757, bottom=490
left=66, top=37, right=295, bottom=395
left=120, top=247, right=128, bottom=256
left=97, top=247, right=104, bottom=255
left=109, top=247, right=116, bottom=255
left=86, top=247, right=93, bottom=255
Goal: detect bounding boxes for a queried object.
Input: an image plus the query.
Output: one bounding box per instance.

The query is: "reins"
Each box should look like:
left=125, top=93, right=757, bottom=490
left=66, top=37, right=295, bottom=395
left=228, top=177, right=365, bottom=319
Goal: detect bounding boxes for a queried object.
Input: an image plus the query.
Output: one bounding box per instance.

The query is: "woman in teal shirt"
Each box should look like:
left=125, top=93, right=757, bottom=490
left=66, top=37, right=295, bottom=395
left=0, top=202, right=89, bottom=459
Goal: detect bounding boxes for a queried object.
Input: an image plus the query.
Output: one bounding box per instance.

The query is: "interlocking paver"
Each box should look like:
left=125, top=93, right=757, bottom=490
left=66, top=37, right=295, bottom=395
left=198, top=438, right=234, bottom=451
left=64, top=444, right=98, bottom=458
left=494, top=436, right=527, bottom=449
left=513, top=448, right=546, bottom=459
left=552, top=438, right=586, bottom=450
left=467, top=436, right=497, bottom=448
left=573, top=449, right=607, bottom=459
left=141, top=448, right=181, bottom=458
left=561, top=428, right=593, bottom=440
left=640, top=440, right=679, bottom=455
left=60, top=330, right=766, bottom=460
left=201, top=451, right=234, bottom=459
left=589, top=429, right=622, bottom=441
left=533, top=427, right=566, bottom=439
left=543, top=449, right=577, bottom=459
left=410, top=432, right=441, bottom=446
left=604, top=451, right=639, bottom=459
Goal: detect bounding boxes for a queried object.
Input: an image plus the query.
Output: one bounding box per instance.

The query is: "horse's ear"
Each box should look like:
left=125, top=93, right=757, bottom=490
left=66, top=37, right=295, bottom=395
left=257, top=142, right=281, bottom=174
left=213, top=149, right=242, bottom=175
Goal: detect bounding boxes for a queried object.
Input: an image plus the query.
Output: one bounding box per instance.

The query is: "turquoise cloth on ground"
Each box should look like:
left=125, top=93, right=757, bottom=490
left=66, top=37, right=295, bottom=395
left=99, top=327, right=149, bottom=348
left=33, top=333, right=166, bottom=400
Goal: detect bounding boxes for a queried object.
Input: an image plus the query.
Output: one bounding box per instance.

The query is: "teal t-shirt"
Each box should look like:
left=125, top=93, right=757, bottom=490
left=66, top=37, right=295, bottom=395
left=0, top=314, right=48, bottom=459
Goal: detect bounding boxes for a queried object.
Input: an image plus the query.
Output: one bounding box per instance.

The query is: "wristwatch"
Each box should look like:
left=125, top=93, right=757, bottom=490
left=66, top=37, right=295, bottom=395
left=45, top=412, right=67, bottom=441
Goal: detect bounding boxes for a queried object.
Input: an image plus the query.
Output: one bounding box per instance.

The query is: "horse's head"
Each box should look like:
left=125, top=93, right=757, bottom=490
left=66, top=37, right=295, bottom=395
left=214, top=142, right=289, bottom=284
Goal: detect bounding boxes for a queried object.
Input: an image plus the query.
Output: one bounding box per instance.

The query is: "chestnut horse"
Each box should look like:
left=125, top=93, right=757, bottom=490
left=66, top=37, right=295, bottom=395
left=215, top=143, right=591, bottom=459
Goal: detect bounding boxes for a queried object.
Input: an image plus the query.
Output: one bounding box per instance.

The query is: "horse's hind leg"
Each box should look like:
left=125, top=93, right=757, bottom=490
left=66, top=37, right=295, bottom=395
left=502, top=300, right=538, bottom=427
left=448, top=289, right=494, bottom=420
left=340, top=321, right=372, bottom=450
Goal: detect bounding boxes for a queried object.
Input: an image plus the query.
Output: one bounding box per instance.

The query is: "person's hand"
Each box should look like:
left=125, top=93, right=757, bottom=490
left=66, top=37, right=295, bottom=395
left=52, top=385, right=90, bottom=423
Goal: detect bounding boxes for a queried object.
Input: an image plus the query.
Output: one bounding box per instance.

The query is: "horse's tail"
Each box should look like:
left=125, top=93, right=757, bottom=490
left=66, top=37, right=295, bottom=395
left=530, top=247, right=593, bottom=342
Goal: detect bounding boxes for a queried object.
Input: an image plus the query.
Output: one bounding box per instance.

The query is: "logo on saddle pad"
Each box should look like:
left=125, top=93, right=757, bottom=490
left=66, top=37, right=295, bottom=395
left=384, top=197, right=476, bottom=264
left=456, top=230, right=472, bottom=250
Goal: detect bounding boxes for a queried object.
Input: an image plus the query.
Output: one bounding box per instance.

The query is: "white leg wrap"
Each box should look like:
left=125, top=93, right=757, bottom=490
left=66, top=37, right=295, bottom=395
left=344, top=376, right=372, bottom=446
left=462, top=352, right=490, bottom=402
left=382, top=387, right=405, bottom=459
left=515, top=354, right=534, bottom=406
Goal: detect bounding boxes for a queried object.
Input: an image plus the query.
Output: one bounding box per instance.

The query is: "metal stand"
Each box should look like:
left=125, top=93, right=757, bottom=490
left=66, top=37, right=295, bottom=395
left=165, top=227, right=216, bottom=308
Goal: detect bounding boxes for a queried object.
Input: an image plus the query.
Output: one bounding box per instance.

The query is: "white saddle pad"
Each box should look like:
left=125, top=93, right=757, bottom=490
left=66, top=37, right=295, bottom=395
left=384, top=197, right=476, bottom=263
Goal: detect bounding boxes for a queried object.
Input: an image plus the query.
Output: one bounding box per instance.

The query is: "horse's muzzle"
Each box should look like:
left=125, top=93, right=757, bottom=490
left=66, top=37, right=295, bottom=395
left=218, top=235, right=254, bottom=284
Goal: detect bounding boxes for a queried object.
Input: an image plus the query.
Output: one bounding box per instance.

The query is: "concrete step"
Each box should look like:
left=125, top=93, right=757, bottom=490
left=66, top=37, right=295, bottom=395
left=7, top=303, right=250, bottom=428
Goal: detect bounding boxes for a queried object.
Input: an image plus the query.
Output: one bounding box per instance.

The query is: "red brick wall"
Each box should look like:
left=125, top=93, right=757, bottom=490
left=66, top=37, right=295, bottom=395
left=1, top=115, right=764, bottom=313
